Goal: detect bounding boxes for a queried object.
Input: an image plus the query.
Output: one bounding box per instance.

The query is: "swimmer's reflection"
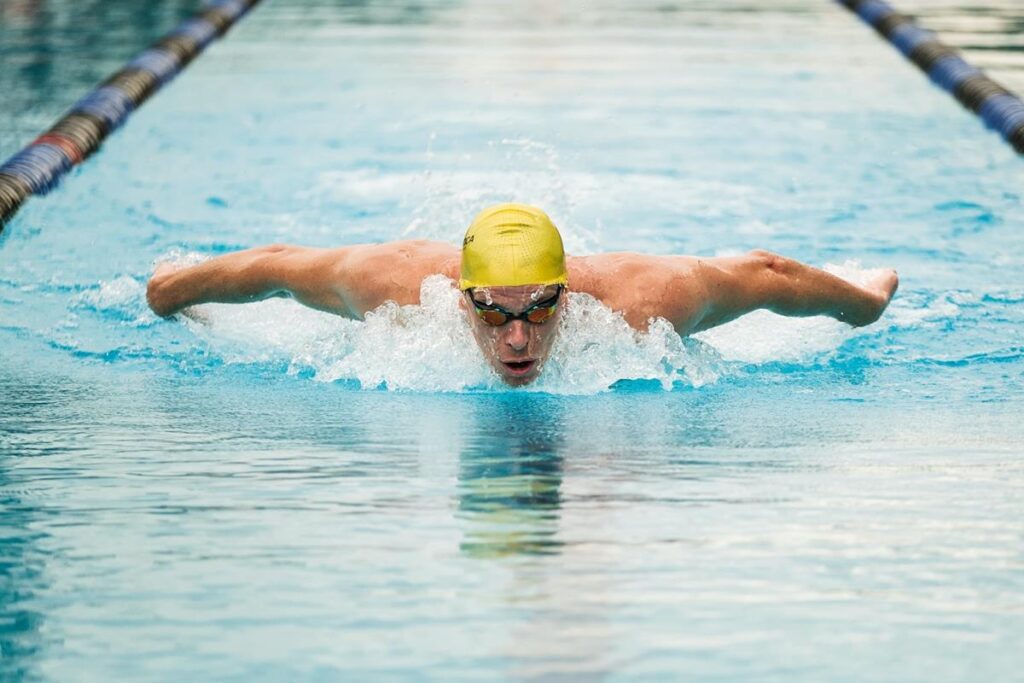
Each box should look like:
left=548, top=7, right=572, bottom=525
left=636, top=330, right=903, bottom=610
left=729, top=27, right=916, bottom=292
left=456, top=396, right=565, bottom=558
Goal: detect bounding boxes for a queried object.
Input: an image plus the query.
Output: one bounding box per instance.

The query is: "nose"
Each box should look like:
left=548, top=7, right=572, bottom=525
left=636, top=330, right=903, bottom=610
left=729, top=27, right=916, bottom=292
left=504, top=320, right=529, bottom=352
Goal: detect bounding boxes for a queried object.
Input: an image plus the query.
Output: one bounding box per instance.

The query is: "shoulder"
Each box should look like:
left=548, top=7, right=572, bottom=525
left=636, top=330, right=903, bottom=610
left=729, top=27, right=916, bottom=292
left=567, top=252, right=710, bottom=332
left=340, top=240, right=460, bottom=312
left=568, top=252, right=705, bottom=294
left=344, top=239, right=457, bottom=266
left=344, top=240, right=458, bottom=277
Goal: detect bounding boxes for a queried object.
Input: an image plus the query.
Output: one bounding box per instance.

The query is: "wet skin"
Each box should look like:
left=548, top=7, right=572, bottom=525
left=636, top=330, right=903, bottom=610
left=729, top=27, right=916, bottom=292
left=462, top=285, right=564, bottom=387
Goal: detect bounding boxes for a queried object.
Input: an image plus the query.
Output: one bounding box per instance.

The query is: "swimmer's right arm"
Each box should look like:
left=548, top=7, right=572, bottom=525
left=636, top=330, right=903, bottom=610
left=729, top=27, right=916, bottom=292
left=686, top=251, right=899, bottom=334
left=146, top=244, right=356, bottom=318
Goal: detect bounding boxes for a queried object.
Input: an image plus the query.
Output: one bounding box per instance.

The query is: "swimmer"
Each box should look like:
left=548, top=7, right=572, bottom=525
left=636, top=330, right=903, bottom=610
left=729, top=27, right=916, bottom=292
left=146, top=203, right=899, bottom=386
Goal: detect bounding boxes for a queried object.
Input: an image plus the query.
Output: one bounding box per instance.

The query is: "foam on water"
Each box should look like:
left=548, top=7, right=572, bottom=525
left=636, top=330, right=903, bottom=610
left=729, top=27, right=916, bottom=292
left=77, top=275, right=158, bottom=327
left=79, top=254, right=900, bottom=393
left=170, top=273, right=722, bottom=393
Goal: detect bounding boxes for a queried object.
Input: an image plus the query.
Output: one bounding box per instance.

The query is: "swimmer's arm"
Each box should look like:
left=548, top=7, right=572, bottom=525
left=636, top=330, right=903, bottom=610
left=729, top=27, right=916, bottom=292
left=146, top=244, right=357, bottom=318
left=682, top=250, right=899, bottom=334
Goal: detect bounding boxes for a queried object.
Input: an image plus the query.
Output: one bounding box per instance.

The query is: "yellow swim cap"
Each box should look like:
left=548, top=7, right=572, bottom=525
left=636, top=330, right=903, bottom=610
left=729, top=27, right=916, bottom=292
left=459, top=203, right=568, bottom=291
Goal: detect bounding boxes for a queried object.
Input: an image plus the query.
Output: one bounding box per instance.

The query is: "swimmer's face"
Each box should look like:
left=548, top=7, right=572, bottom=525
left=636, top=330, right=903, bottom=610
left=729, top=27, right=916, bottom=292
left=462, top=284, right=565, bottom=387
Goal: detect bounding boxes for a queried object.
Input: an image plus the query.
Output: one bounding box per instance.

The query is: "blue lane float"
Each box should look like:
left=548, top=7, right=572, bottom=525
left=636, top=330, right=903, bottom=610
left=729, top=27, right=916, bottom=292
left=928, top=56, right=979, bottom=93
left=128, top=49, right=182, bottom=84
left=171, top=17, right=221, bottom=49
left=838, top=0, right=1024, bottom=155
left=888, top=23, right=933, bottom=57
left=0, top=0, right=262, bottom=231
left=70, top=86, right=138, bottom=133
left=0, top=144, right=73, bottom=196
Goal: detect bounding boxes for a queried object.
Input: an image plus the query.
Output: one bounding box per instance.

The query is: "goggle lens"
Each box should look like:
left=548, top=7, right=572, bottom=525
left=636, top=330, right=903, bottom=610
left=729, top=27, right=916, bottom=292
left=478, top=309, right=510, bottom=326
left=525, top=305, right=557, bottom=324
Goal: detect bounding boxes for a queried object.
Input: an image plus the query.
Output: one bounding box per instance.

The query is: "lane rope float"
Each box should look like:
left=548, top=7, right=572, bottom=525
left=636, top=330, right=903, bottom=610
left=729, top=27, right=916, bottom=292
left=0, top=0, right=262, bottom=233
left=838, top=0, right=1024, bottom=156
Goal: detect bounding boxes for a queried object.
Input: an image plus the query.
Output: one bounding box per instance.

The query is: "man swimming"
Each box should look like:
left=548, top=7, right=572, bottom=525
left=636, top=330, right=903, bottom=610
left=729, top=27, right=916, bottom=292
left=146, top=202, right=899, bottom=386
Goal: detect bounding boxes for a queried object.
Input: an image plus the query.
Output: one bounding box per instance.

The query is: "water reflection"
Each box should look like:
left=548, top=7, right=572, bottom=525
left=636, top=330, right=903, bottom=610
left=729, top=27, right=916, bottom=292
left=457, top=395, right=565, bottom=558
left=0, top=483, right=45, bottom=682
left=0, top=371, right=61, bottom=682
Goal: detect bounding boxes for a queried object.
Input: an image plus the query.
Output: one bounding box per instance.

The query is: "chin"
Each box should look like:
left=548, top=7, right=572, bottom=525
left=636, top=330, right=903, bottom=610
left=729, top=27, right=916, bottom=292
left=502, top=373, right=539, bottom=387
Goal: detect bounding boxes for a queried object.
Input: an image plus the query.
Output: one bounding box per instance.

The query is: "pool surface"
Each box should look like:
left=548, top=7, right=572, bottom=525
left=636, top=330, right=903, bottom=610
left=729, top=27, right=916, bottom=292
left=2, top=1, right=1023, bottom=681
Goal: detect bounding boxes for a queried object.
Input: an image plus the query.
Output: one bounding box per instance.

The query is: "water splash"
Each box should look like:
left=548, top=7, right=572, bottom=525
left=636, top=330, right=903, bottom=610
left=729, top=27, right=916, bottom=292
left=536, top=293, right=724, bottom=392
left=170, top=274, right=724, bottom=393
left=76, top=275, right=157, bottom=327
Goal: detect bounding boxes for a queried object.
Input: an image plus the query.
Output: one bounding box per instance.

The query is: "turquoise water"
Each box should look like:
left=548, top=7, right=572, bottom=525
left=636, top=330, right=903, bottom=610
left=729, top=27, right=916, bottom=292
left=2, top=1, right=1024, bottom=680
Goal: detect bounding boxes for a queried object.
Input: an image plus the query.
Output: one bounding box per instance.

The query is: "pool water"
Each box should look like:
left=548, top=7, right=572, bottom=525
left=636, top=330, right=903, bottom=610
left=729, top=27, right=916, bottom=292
left=2, top=1, right=1023, bottom=680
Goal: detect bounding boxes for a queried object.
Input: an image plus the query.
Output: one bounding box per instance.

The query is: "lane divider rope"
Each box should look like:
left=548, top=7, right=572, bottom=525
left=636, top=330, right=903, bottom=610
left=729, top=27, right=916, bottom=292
left=0, top=0, right=262, bottom=232
left=838, top=0, right=1024, bottom=155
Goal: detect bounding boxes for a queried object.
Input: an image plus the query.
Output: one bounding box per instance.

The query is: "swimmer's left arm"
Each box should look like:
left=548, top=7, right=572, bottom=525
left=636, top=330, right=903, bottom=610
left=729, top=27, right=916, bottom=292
left=147, top=240, right=459, bottom=319
left=680, top=250, right=899, bottom=335
left=146, top=245, right=357, bottom=318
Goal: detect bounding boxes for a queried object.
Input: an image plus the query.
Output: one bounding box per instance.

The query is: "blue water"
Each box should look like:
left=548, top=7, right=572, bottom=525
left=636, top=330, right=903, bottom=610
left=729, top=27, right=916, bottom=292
left=2, top=1, right=1024, bottom=680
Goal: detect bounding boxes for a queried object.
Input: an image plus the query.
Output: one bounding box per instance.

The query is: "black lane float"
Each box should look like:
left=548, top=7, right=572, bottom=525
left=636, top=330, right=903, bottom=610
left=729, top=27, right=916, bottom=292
left=838, top=0, right=1024, bottom=156
left=0, top=0, right=262, bottom=232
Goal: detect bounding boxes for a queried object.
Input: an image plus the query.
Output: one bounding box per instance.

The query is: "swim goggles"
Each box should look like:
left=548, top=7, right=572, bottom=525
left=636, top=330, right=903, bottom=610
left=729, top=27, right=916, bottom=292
left=468, top=286, right=563, bottom=326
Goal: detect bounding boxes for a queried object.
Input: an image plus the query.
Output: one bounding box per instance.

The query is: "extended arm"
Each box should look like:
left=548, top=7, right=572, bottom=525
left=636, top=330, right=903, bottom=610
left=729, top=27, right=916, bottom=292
left=146, top=240, right=460, bottom=319
left=146, top=244, right=355, bottom=318
left=687, top=250, right=899, bottom=334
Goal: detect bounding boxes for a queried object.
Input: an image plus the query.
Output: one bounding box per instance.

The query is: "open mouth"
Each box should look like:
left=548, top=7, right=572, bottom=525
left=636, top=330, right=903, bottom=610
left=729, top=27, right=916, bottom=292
left=501, top=360, right=536, bottom=376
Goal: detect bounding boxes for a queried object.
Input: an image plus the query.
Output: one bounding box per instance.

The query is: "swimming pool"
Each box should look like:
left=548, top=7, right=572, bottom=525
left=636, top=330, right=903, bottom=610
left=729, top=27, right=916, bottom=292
left=2, top=1, right=1023, bottom=680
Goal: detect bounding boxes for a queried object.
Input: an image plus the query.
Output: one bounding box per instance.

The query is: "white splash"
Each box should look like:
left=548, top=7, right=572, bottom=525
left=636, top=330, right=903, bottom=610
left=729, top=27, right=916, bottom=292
left=172, top=274, right=494, bottom=391
left=76, top=276, right=156, bottom=327
left=535, top=293, right=724, bottom=392
left=172, top=274, right=724, bottom=393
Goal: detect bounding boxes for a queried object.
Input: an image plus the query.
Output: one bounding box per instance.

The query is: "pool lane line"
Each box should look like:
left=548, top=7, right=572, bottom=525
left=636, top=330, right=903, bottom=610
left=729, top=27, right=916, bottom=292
left=837, top=0, right=1024, bottom=156
left=0, top=0, right=262, bottom=233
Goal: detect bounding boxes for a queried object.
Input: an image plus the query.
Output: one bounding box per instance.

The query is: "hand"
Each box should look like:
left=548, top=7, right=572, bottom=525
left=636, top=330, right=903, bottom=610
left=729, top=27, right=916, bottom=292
left=151, top=261, right=180, bottom=282
left=147, top=261, right=185, bottom=317
left=865, top=268, right=899, bottom=308
left=851, top=268, right=898, bottom=326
